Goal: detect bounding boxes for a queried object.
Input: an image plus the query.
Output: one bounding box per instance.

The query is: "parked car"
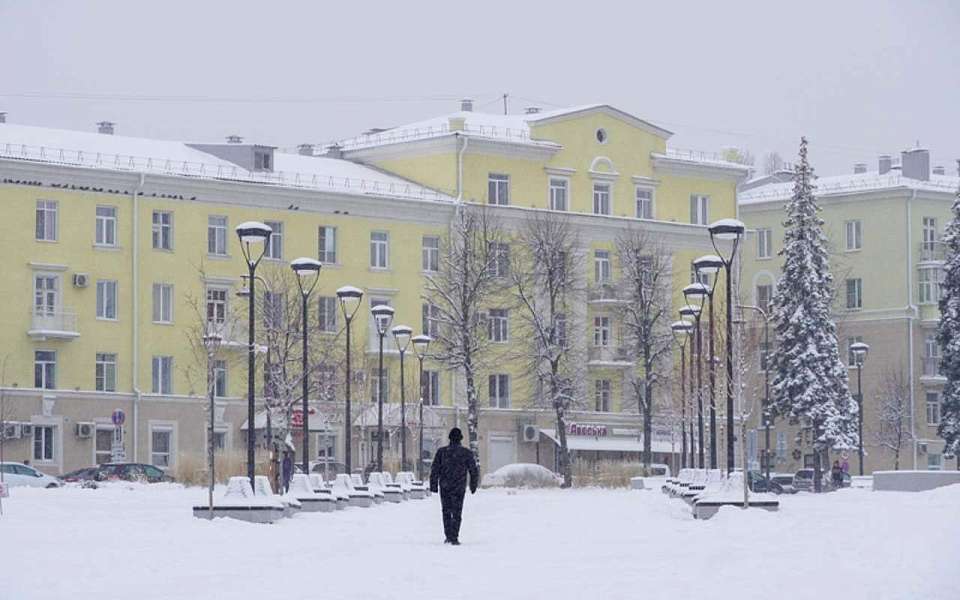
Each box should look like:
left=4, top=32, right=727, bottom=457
left=0, top=462, right=62, bottom=488
left=95, top=463, right=174, bottom=483
left=771, top=473, right=798, bottom=494
left=793, top=468, right=815, bottom=491
left=647, top=463, right=672, bottom=478
left=747, top=471, right=783, bottom=494
left=293, top=461, right=347, bottom=476
left=60, top=466, right=101, bottom=483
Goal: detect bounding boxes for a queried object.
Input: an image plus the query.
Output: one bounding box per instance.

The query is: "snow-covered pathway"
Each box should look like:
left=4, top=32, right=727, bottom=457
left=2, top=483, right=958, bottom=600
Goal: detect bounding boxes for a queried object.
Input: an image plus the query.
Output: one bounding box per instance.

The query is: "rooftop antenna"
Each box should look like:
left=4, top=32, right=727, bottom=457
left=503, top=93, right=508, bottom=115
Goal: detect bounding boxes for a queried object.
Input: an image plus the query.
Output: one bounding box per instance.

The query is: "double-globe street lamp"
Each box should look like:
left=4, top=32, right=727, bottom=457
left=236, top=221, right=272, bottom=490
left=371, top=304, right=395, bottom=472
left=291, top=258, right=322, bottom=474
left=336, top=286, right=364, bottom=474
left=412, top=334, right=432, bottom=480
left=679, top=303, right=704, bottom=468
left=708, top=218, right=746, bottom=473
left=391, top=325, right=413, bottom=471
left=850, top=341, right=870, bottom=476
left=671, top=320, right=694, bottom=470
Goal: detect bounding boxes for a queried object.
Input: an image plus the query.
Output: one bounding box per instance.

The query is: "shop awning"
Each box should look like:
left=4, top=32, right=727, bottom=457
left=240, top=409, right=333, bottom=432
left=539, top=429, right=678, bottom=454
left=353, top=402, right=446, bottom=429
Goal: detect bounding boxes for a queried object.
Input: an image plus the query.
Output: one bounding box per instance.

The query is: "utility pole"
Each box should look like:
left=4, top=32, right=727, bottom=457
left=502, top=93, right=508, bottom=115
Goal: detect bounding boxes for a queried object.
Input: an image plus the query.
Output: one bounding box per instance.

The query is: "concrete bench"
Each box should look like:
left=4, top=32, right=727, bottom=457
left=255, top=476, right=300, bottom=518
left=873, top=470, right=960, bottom=492
left=192, top=476, right=285, bottom=524
left=397, top=471, right=427, bottom=499
left=334, top=474, right=374, bottom=508
left=288, top=474, right=335, bottom=513
left=369, top=472, right=402, bottom=503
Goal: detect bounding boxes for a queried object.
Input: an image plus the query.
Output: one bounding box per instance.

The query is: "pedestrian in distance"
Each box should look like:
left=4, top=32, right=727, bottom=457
left=429, top=427, right=479, bottom=546
left=831, top=459, right=843, bottom=489
left=281, top=451, right=294, bottom=494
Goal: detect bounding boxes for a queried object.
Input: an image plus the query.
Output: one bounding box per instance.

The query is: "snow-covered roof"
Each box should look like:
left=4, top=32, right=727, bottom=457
left=739, top=170, right=960, bottom=205
left=0, top=123, right=452, bottom=202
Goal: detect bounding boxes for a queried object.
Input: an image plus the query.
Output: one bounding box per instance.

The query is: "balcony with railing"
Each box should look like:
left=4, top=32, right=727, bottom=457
left=918, top=241, right=946, bottom=263
left=588, top=283, right=626, bottom=305
left=587, top=345, right=633, bottom=367
left=922, top=357, right=945, bottom=381
left=28, top=309, right=79, bottom=340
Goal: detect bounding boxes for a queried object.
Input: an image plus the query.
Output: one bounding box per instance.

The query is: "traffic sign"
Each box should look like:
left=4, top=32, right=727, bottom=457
left=111, top=409, right=125, bottom=427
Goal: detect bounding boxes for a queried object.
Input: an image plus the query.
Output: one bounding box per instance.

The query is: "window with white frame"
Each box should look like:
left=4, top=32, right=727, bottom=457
left=488, top=173, right=510, bottom=206
left=757, top=228, right=772, bottom=259
left=776, top=431, right=787, bottom=460
left=152, top=210, right=173, bottom=250
left=95, top=427, right=113, bottom=464
left=549, top=178, right=568, bottom=211
left=263, top=291, right=285, bottom=329
left=922, top=217, right=938, bottom=251
left=152, top=356, right=173, bottom=394
left=317, top=433, right=336, bottom=461
left=214, top=359, right=227, bottom=397
left=151, top=426, right=173, bottom=468
left=594, top=379, right=611, bottom=412
left=152, top=283, right=173, bottom=323
left=34, top=350, right=56, bottom=389
left=845, top=220, right=862, bottom=251
left=555, top=313, right=567, bottom=348
left=36, top=199, right=58, bottom=241
left=919, top=267, right=944, bottom=304
left=488, top=374, right=510, bottom=408
left=691, top=265, right=710, bottom=286
left=422, top=236, right=439, bottom=272
left=635, top=187, right=653, bottom=219
left=593, top=316, right=611, bottom=347
left=593, top=182, right=611, bottom=215
left=95, top=206, right=117, bottom=246
left=206, top=288, right=227, bottom=325
left=594, top=250, right=611, bottom=283
left=264, top=221, right=283, bottom=259
left=927, top=453, right=943, bottom=471
left=318, top=226, right=337, bottom=264
left=926, top=392, right=942, bottom=425
left=370, top=368, right=390, bottom=404
left=489, top=242, right=510, bottom=278
left=34, top=274, right=58, bottom=316
left=33, top=425, right=55, bottom=462
left=207, top=216, right=227, bottom=255
left=690, top=195, right=709, bottom=225
left=370, top=231, right=389, bottom=268
left=318, top=296, right=338, bottom=332
left=488, top=309, right=508, bottom=343
left=422, top=303, right=441, bottom=338
left=845, top=278, right=862, bottom=309
left=423, top=370, right=440, bottom=406
left=96, top=280, right=118, bottom=320
left=756, top=283, right=772, bottom=313
left=96, top=352, right=117, bottom=392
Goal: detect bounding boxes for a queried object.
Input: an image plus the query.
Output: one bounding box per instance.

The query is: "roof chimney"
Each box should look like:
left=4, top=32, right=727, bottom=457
left=933, top=165, right=946, bottom=176
left=297, top=143, right=315, bottom=157
left=853, top=163, right=867, bottom=174
left=460, top=98, right=473, bottom=112
left=226, top=134, right=243, bottom=144
left=97, top=121, right=115, bottom=135
left=525, top=106, right=541, bottom=115
left=325, top=143, right=343, bottom=159
left=901, top=147, right=930, bottom=181
left=0, top=112, right=6, bottom=124
left=879, top=155, right=892, bottom=175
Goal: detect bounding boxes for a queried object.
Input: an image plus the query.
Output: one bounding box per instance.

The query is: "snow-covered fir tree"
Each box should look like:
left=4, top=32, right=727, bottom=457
left=769, top=137, right=858, bottom=491
left=936, top=168, right=960, bottom=459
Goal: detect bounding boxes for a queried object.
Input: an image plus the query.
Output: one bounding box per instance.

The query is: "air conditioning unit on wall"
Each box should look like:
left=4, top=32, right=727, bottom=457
left=2, top=423, right=21, bottom=440
left=521, top=424, right=539, bottom=443
left=76, top=422, right=94, bottom=438
left=918, top=443, right=928, bottom=454
left=20, top=423, right=34, bottom=437
left=73, top=273, right=89, bottom=288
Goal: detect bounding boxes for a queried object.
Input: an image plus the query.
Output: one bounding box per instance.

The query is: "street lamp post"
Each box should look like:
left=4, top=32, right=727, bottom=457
left=739, top=304, right=771, bottom=483
left=671, top=321, right=694, bottom=470
left=336, top=286, right=364, bottom=474
left=291, top=258, right=322, bottom=474
left=693, top=255, right=724, bottom=469
left=679, top=303, right=704, bottom=468
left=391, top=325, right=413, bottom=471
left=235, top=221, right=272, bottom=491
left=683, top=280, right=714, bottom=468
left=202, top=331, right=223, bottom=516
left=412, top=334, right=432, bottom=480
left=371, top=304, right=395, bottom=473
left=851, top=341, right=870, bottom=476
left=709, top=218, right=746, bottom=473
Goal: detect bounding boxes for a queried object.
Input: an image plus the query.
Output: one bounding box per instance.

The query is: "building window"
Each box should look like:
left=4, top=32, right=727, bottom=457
left=208, top=216, right=227, bottom=256
left=370, top=231, right=389, bottom=269
left=152, top=283, right=173, bottom=323
left=96, top=280, right=118, bottom=320
left=488, top=242, right=510, bottom=278
left=152, top=211, right=173, bottom=250
left=635, top=187, right=653, bottom=219
left=318, top=296, right=338, bottom=332
left=370, top=368, right=390, bottom=404
left=34, top=350, right=56, bottom=389
left=776, top=431, right=787, bottom=460
left=922, top=217, right=938, bottom=252
left=422, top=303, right=441, bottom=338
left=691, top=264, right=710, bottom=286
left=95, top=427, right=113, bottom=464
left=594, top=379, right=611, bottom=412
left=96, top=353, right=117, bottom=392
left=152, top=356, right=173, bottom=394
left=927, top=453, right=943, bottom=471
left=924, top=333, right=941, bottom=377
left=423, top=370, right=440, bottom=406
left=489, top=374, right=510, bottom=408
left=488, top=173, right=510, bottom=206
left=919, top=268, right=943, bottom=304
left=318, top=226, right=337, bottom=264
left=549, top=178, right=568, bottom=211
left=254, top=151, right=271, bottom=171
left=206, top=288, right=227, bottom=325
left=422, top=236, right=440, bottom=272
left=264, top=221, right=283, bottom=259
left=488, top=309, right=509, bottom=343
left=36, top=200, right=58, bottom=241
left=594, top=250, right=611, bottom=283
left=593, top=182, right=611, bottom=215
left=214, top=359, right=227, bottom=398
left=151, top=427, right=173, bottom=468
left=95, top=206, right=117, bottom=246
left=690, top=195, right=709, bottom=225
left=33, top=425, right=55, bottom=462
left=757, top=228, right=772, bottom=259
left=756, top=283, right=772, bottom=313
left=846, top=336, right=865, bottom=367
left=34, top=274, right=59, bottom=316
left=845, top=278, right=862, bottom=309
left=593, top=316, right=611, bottom=347
left=317, top=365, right=337, bottom=402
left=845, top=220, right=862, bottom=251
left=926, top=392, right=942, bottom=425
left=263, top=291, right=285, bottom=329
left=556, top=313, right=568, bottom=348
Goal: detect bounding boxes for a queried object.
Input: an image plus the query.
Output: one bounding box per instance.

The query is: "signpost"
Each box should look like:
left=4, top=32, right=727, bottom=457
left=111, top=409, right=126, bottom=462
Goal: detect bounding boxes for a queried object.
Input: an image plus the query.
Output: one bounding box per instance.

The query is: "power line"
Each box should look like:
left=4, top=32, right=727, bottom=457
left=0, top=91, right=496, bottom=105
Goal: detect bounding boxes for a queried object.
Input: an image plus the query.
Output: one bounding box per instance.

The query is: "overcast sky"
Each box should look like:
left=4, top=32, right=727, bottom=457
left=1, top=0, right=957, bottom=177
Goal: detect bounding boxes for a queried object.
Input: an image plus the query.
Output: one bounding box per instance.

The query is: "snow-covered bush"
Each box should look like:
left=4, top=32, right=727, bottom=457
left=481, top=463, right=561, bottom=488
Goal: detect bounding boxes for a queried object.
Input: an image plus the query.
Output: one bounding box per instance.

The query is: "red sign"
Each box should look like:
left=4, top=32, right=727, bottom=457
left=567, top=423, right=607, bottom=437
left=290, top=408, right=316, bottom=428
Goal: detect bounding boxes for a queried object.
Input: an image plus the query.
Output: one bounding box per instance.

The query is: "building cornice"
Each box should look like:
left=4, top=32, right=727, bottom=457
left=345, top=132, right=560, bottom=162
left=652, top=154, right=750, bottom=182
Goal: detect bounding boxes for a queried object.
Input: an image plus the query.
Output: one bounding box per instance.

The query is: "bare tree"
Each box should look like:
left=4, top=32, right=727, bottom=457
left=616, top=230, right=674, bottom=468
left=510, top=212, right=585, bottom=487
left=875, top=366, right=913, bottom=470
left=423, top=204, right=505, bottom=467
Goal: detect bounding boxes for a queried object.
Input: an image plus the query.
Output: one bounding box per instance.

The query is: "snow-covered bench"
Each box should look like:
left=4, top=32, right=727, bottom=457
left=381, top=472, right=409, bottom=500
left=396, top=471, right=427, bottom=499
left=682, top=469, right=722, bottom=504
left=255, top=476, right=301, bottom=518
left=369, top=472, right=402, bottom=503
left=288, top=474, right=335, bottom=513
left=352, top=473, right=384, bottom=504
left=666, top=469, right=697, bottom=497
left=192, top=476, right=285, bottom=523
left=333, top=474, right=374, bottom=508
left=308, top=473, right=344, bottom=509
left=692, top=472, right=779, bottom=519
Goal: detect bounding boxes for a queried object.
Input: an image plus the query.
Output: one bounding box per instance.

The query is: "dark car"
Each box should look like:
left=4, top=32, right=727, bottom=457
left=747, top=471, right=784, bottom=494
left=60, top=466, right=101, bottom=483
left=85, top=463, right=174, bottom=483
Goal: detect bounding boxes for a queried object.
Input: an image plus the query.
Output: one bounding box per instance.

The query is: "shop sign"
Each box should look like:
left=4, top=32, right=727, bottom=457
left=567, top=423, right=608, bottom=437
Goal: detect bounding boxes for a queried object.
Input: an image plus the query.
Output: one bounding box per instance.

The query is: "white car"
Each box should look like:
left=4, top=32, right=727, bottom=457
left=0, top=462, right=62, bottom=488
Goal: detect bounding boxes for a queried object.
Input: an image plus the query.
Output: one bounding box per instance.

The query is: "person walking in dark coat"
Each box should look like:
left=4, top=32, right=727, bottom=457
left=429, top=428, right=479, bottom=545
left=281, top=451, right=294, bottom=493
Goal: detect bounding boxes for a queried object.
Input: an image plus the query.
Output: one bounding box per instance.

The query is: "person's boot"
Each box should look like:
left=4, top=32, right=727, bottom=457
left=450, top=539, right=460, bottom=546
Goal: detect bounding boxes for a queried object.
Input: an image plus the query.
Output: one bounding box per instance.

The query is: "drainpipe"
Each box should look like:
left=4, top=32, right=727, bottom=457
left=456, top=134, right=468, bottom=204
left=131, top=173, right=145, bottom=461
left=906, top=189, right=917, bottom=469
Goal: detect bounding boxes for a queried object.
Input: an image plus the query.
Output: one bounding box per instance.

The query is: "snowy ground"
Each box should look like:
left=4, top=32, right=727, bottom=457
left=2, top=483, right=959, bottom=600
